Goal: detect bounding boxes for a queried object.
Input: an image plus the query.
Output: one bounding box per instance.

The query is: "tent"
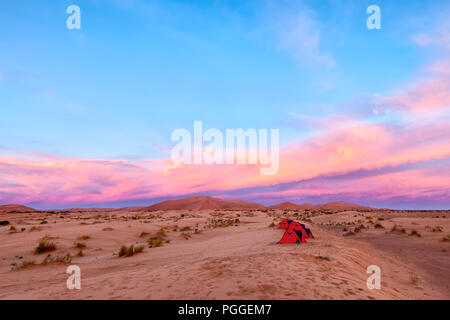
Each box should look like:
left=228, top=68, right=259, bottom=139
left=278, top=222, right=309, bottom=244
left=278, top=218, right=293, bottom=229
left=300, top=223, right=314, bottom=238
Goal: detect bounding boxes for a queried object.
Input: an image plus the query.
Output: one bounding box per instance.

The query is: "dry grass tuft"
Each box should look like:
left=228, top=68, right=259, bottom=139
left=34, top=240, right=56, bottom=254
left=118, top=244, right=145, bottom=257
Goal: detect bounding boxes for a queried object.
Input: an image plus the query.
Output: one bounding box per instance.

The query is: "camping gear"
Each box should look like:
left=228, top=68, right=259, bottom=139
left=278, top=218, right=293, bottom=229
left=278, top=221, right=309, bottom=244
left=300, top=223, right=314, bottom=238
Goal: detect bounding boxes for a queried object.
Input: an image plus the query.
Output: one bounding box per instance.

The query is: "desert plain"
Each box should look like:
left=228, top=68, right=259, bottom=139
left=0, top=197, right=449, bottom=300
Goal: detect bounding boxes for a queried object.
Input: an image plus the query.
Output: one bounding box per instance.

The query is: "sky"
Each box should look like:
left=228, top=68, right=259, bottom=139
left=0, top=0, right=449, bottom=209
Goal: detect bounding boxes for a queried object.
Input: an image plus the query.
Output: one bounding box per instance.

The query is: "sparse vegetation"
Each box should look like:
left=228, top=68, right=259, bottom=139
left=181, top=232, right=191, bottom=240
left=118, top=244, right=145, bottom=257
left=77, top=235, right=90, bottom=240
left=441, top=234, right=450, bottom=242
left=0, top=220, right=10, bottom=226
left=315, top=255, right=331, bottom=261
left=34, top=240, right=56, bottom=254
left=42, top=253, right=72, bottom=264
left=11, top=260, right=36, bottom=271
left=374, top=223, right=384, bottom=229
left=410, top=273, right=420, bottom=286
left=139, top=231, right=150, bottom=238
left=390, top=224, right=407, bottom=234
left=148, top=236, right=164, bottom=248
left=74, top=242, right=86, bottom=249
left=409, top=230, right=421, bottom=237
left=102, top=227, right=113, bottom=231
left=29, top=226, right=43, bottom=232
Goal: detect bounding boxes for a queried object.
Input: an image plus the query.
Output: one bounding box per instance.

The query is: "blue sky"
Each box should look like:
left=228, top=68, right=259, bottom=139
left=0, top=0, right=433, bottom=159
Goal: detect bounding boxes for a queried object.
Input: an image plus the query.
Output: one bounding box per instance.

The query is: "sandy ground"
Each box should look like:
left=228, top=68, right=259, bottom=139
left=0, top=209, right=448, bottom=299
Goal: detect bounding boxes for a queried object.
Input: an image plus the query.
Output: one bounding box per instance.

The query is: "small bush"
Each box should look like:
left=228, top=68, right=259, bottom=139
left=315, top=255, right=331, bottom=261
left=11, top=260, right=36, bottom=270
left=374, top=223, right=384, bottom=229
left=181, top=232, right=191, bottom=240
left=42, top=253, right=71, bottom=264
left=9, top=226, right=17, bottom=234
left=156, top=228, right=167, bottom=237
left=409, top=230, right=421, bottom=237
left=0, top=220, right=10, bottom=226
left=268, top=222, right=276, bottom=228
left=74, top=242, right=86, bottom=249
left=440, top=234, right=450, bottom=242
left=390, top=224, right=407, bottom=234
left=118, top=244, right=144, bottom=257
left=410, top=273, right=420, bottom=286
left=180, top=226, right=191, bottom=232
left=40, top=220, right=48, bottom=225
left=148, top=237, right=163, bottom=248
left=34, top=240, right=57, bottom=254
left=139, top=231, right=150, bottom=238
left=77, top=235, right=90, bottom=240
left=102, top=227, right=113, bottom=231
left=29, top=226, right=43, bottom=232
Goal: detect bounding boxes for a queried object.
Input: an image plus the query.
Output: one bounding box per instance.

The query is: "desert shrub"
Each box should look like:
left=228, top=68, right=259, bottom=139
left=77, top=249, right=84, bottom=257
left=315, top=255, right=331, bottom=261
left=181, top=232, right=191, bottom=240
left=134, top=245, right=145, bottom=254
left=11, top=260, right=36, bottom=270
left=9, top=226, right=17, bottom=233
left=374, top=223, right=384, bottom=229
left=409, top=230, right=421, bottom=237
left=29, top=226, right=43, bottom=232
left=42, top=253, right=72, bottom=264
left=0, top=220, right=10, bottom=226
left=40, top=220, right=48, bottom=225
left=156, top=228, right=167, bottom=237
left=102, top=227, right=113, bottom=231
left=180, top=226, right=191, bottom=232
left=269, top=222, right=276, bottom=228
left=118, top=244, right=144, bottom=257
left=440, top=235, right=450, bottom=242
left=34, top=240, right=56, bottom=254
left=390, top=224, right=407, bottom=234
left=77, top=235, right=90, bottom=240
left=139, top=231, right=150, bottom=238
left=147, top=237, right=163, bottom=248
left=410, top=273, right=420, bottom=286
left=74, top=242, right=86, bottom=249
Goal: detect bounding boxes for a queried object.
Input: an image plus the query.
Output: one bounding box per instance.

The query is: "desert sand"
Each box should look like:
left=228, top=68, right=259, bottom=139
left=0, top=199, right=449, bottom=300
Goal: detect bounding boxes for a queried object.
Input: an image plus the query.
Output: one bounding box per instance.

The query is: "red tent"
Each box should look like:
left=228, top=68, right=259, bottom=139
left=278, top=218, right=293, bottom=229
left=278, top=222, right=309, bottom=244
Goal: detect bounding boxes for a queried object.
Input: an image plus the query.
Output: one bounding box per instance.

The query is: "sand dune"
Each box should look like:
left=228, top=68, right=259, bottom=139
left=146, top=196, right=265, bottom=211
left=0, top=204, right=36, bottom=213
left=0, top=206, right=448, bottom=299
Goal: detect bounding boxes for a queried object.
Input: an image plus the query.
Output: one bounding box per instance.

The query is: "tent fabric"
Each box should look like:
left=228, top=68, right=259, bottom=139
left=278, top=218, right=293, bottom=229
left=300, top=223, right=314, bottom=238
left=278, top=222, right=309, bottom=244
